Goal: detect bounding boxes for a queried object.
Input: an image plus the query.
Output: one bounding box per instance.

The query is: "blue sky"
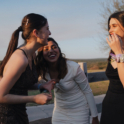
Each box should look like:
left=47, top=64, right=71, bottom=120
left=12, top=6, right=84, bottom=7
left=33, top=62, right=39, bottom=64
left=0, top=0, right=109, bottom=60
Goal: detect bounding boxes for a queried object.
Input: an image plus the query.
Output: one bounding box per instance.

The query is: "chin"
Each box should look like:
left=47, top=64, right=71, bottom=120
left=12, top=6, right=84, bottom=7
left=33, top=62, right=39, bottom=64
left=47, top=59, right=58, bottom=63
left=42, top=41, right=48, bottom=46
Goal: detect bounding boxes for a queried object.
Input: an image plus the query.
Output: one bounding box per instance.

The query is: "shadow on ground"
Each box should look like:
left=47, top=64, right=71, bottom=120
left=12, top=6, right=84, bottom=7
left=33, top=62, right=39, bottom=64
left=29, top=117, right=52, bottom=124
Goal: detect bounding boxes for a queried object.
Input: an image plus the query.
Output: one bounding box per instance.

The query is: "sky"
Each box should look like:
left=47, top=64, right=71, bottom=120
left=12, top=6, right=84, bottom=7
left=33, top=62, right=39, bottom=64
left=0, top=0, right=109, bottom=60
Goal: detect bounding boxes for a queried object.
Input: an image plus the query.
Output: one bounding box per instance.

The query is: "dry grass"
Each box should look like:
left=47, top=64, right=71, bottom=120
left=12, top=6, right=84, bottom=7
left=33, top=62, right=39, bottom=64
left=89, top=80, right=109, bottom=96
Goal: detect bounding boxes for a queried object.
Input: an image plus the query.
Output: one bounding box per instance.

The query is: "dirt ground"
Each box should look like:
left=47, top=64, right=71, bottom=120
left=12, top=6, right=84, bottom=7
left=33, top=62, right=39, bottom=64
left=29, top=117, right=52, bottom=124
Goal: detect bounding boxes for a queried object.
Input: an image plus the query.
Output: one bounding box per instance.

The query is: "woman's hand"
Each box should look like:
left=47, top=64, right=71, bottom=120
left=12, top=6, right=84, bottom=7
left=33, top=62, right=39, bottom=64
left=40, top=79, right=56, bottom=94
left=106, top=33, right=122, bottom=54
left=92, top=116, right=99, bottom=124
left=33, top=93, right=52, bottom=105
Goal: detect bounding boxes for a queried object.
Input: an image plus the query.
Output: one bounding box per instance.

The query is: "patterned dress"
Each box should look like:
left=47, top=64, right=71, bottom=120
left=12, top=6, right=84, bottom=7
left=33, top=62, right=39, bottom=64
left=0, top=49, right=38, bottom=124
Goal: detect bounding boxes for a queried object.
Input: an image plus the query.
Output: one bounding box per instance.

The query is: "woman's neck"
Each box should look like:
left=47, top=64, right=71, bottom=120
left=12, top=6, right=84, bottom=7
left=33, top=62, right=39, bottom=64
left=48, top=62, right=58, bottom=72
left=21, top=41, right=43, bottom=58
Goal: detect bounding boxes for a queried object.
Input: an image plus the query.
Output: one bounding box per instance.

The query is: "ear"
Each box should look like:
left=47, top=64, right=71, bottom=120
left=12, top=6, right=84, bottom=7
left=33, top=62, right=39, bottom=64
left=32, top=29, right=39, bottom=38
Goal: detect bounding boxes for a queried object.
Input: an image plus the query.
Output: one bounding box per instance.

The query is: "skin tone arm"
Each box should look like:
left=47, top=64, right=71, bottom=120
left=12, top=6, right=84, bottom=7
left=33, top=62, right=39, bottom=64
left=0, top=51, right=52, bottom=105
left=28, top=79, right=56, bottom=94
left=106, top=33, right=124, bottom=87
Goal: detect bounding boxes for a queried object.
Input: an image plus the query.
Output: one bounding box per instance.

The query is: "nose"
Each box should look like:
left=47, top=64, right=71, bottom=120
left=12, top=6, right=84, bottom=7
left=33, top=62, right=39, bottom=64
left=109, top=28, right=113, bottom=34
left=49, top=30, right=51, bottom=35
left=49, top=48, right=53, bottom=52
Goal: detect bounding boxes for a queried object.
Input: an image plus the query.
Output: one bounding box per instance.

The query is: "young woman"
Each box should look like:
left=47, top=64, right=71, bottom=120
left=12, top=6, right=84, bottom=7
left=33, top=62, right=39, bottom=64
left=0, top=13, right=55, bottom=124
left=100, top=11, right=124, bottom=124
left=36, top=37, right=99, bottom=124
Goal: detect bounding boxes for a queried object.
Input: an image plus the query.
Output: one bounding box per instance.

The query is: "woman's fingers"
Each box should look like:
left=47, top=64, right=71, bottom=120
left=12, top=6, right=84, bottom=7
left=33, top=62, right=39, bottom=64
left=111, top=34, right=116, bottom=42
left=106, top=37, right=111, bottom=45
left=44, top=93, right=52, bottom=101
left=51, top=79, right=56, bottom=84
left=47, top=95, right=52, bottom=102
left=109, top=35, right=112, bottom=42
left=114, top=33, right=118, bottom=41
left=48, top=89, right=52, bottom=95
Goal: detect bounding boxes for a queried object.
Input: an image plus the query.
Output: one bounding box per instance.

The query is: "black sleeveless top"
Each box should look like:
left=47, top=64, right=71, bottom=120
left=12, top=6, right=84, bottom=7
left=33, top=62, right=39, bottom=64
left=0, top=49, right=38, bottom=124
left=106, top=62, right=124, bottom=94
left=100, top=61, right=124, bottom=124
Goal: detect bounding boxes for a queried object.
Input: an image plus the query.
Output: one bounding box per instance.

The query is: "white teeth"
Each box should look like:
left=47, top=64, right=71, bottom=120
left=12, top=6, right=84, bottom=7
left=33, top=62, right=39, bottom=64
left=50, top=55, right=55, bottom=57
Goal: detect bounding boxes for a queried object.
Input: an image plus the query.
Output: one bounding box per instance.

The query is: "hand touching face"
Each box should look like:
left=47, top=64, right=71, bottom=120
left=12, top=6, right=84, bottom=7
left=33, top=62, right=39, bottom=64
left=106, top=33, right=122, bottom=54
left=107, top=18, right=124, bottom=54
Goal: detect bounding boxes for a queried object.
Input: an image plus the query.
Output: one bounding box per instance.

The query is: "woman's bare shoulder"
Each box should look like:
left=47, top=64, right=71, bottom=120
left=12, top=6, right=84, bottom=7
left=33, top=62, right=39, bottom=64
left=3, top=50, right=28, bottom=75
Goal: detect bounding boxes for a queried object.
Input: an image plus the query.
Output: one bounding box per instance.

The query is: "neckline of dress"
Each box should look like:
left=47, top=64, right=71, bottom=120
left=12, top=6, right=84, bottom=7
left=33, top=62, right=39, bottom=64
left=109, top=62, right=117, bottom=70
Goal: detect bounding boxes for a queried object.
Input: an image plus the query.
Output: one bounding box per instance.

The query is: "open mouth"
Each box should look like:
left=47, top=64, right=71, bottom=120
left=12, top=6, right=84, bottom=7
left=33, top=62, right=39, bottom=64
left=49, top=54, right=56, bottom=59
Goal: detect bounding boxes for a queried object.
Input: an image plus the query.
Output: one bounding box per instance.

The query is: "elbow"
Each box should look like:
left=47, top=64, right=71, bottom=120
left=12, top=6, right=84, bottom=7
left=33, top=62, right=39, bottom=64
left=0, top=95, right=6, bottom=104
left=0, top=96, right=3, bottom=103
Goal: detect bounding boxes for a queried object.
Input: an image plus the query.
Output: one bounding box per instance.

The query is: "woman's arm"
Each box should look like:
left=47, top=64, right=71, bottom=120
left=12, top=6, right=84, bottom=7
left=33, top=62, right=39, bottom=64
left=106, top=33, right=124, bottom=87
left=74, top=67, right=99, bottom=124
left=0, top=51, right=52, bottom=104
left=74, top=66, right=98, bottom=118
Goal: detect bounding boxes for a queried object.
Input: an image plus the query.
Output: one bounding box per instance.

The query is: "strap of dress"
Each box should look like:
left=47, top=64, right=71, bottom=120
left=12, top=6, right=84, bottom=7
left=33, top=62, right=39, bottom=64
left=17, top=48, right=28, bottom=58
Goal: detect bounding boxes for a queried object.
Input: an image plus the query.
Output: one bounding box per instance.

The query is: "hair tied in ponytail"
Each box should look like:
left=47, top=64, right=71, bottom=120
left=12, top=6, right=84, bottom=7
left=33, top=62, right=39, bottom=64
left=18, top=26, right=23, bottom=32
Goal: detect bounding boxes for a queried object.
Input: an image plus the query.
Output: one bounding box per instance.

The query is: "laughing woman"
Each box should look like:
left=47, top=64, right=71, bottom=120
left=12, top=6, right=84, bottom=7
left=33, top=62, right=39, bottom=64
left=0, top=13, right=54, bottom=124
left=100, top=11, right=124, bottom=124
left=35, top=37, right=99, bottom=124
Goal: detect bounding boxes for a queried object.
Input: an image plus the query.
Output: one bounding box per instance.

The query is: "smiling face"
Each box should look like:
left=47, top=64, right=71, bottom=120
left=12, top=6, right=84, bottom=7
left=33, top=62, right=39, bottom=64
left=43, top=41, right=60, bottom=63
left=109, top=18, right=124, bottom=38
left=37, top=21, right=51, bottom=46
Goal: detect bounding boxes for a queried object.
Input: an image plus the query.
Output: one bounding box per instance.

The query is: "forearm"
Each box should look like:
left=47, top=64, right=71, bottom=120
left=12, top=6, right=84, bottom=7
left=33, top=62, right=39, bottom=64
left=28, top=81, right=46, bottom=90
left=85, top=92, right=98, bottom=117
left=117, top=63, right=124, bottom=87
left=0, top=94, right=34, bottom=104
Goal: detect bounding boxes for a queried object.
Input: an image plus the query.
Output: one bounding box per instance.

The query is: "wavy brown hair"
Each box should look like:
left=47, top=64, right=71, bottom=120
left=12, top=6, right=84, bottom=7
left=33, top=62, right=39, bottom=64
left=35, top=37, right=67, bottom=81
left=108, top=11, right=124, bottom=61
left=0, top=13, right=47, bottom=76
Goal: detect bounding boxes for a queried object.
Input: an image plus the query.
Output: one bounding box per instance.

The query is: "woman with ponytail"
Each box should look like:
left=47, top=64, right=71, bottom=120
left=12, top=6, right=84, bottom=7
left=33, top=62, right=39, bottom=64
left=0, top=13, right=55, bottom=124
left=100, top=11, right=124, bottom=124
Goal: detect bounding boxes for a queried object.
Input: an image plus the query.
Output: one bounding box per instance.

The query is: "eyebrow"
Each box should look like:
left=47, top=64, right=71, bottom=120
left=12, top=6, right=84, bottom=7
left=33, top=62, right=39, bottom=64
left=44, top=44, right=57, bottom=48
left=43, top=46, right=48, bottom=48
left=109, top=23, right=118, bottom=26
left=51, top=44, right=57, bottom=47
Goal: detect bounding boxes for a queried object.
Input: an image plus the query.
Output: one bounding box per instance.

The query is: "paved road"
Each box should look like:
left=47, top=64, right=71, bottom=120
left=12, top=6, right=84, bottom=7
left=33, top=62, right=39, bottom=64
left=30, top=117, right=52, bottom=124
left=27, top=94, right=104, bottom=123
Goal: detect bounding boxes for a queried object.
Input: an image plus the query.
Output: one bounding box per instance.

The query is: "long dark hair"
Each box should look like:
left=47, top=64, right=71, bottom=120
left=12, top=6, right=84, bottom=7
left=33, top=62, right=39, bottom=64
left=35, top=37, right=67, bottom=81
left=108, top=11, right=124, bottom=61
left=0, top=13, right=47, bottom=76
